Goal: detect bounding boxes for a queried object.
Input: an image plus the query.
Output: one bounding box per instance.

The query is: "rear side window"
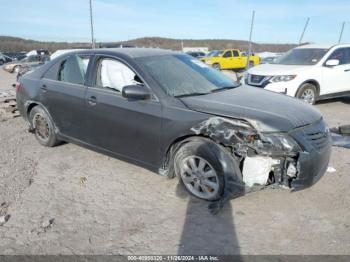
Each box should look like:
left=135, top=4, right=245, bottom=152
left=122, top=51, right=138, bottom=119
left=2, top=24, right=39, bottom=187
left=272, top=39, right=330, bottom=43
left=58, top=55, right=90, bottom=85
left=232, top=50, right=239, bottom=57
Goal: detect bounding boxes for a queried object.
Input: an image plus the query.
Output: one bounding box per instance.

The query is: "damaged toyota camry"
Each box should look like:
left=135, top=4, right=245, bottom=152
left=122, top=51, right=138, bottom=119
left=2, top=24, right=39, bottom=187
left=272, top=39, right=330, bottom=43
left=16, top=48, right=332, bottom=201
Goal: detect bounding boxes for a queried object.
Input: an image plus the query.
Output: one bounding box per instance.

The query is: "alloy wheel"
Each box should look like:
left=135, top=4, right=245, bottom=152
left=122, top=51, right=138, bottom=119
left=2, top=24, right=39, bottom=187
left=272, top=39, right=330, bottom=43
left=33, top=113, right=50, bottom=142
left=300, top=88, right=315, bottom=104
left=179, top=156, right=220, bottom=200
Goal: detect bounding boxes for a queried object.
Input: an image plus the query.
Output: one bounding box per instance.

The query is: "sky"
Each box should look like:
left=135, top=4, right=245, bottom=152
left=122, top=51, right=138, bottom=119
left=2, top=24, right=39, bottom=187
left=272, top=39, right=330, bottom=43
left=1, top=0, right=349, bottom=44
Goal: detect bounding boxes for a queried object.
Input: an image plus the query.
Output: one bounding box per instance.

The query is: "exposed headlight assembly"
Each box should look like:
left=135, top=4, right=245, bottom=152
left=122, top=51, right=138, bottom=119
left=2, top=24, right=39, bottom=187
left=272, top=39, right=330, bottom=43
left=270, top=75, right=296, bottom=82
left=260, top=133, right=301, bottom=155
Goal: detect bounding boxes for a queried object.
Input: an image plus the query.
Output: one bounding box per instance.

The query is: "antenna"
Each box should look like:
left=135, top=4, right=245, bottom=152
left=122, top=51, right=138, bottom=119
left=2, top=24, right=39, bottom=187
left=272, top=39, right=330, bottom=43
left=338, top=22, right=345, bottom=44
left=299, top=17, right=310, bottom=45
left=246, top=10, right=255, bottom=70
left=89, top=0, right=95, bottom=49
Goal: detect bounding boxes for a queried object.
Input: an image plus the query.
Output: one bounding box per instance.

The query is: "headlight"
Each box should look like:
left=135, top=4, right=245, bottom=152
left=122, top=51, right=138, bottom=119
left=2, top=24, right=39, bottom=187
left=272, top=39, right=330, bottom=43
left=270, top=75, right=296, bottom=82
left=260, top=133, right=301, bottom=154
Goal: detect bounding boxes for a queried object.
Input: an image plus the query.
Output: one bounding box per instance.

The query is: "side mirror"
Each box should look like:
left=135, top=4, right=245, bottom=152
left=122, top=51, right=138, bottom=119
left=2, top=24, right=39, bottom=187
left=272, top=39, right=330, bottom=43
left=325, top=59, right=339, bottom=67
left=122, top=84, right=151, bottom=100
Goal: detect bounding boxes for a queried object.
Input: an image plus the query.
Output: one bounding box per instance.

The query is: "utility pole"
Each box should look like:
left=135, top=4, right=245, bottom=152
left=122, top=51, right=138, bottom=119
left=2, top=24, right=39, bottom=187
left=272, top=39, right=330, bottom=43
left=338, top=22, right=345, bottom=44
left=299, top=17, right=310, bottom=45
left=246, top=10, right=255, bottom=70
left=89, top=0, right=95, bottom=49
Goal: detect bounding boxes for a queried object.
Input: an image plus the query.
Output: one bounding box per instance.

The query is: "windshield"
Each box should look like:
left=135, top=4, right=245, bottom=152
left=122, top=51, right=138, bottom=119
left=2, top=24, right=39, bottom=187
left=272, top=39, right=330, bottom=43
left=138, top=54, right=239, bottom=97
left=275, top=48, right=328, bottom=65
left=207, top=50, right=223, bottom=57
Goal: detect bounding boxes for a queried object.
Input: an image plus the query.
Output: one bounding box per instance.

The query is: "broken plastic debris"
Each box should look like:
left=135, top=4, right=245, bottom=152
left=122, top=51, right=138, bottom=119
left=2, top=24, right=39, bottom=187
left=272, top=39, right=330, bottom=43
left=42, top=218, right=55, bottom=229
left=0, top=215, right=10, bottom=226
left=327, top=166, right=336, bottom=173
left=80, top=176, right=87, bottom=186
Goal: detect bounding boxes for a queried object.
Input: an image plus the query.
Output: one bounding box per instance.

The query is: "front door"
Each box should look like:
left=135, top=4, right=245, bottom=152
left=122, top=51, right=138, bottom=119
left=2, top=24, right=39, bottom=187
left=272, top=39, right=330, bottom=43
left=85, top=56, right=162, bottom=168
left=321, top=47, right=350, bottom=95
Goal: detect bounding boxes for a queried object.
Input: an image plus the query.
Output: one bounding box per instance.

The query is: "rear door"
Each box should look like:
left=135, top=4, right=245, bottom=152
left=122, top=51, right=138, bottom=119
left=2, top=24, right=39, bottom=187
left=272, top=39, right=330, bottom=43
left=85, top=56, right=162, bottom=167
left=41, top=54, right=91, bottom=140
left=321, top=47, right=350, bottom=95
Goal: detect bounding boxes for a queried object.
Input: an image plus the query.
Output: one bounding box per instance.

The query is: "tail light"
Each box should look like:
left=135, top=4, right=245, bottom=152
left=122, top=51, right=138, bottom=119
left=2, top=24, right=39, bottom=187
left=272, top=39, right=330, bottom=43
left=15, top=82, right=23, bottom=93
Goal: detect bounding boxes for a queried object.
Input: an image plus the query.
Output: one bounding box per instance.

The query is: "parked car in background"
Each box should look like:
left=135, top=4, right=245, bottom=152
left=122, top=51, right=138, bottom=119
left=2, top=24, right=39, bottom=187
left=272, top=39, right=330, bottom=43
left=4, top=52, right=27, bottom=61
left=186, top=51, right=206, bottom=59
left=245, top=44, right=350, bottom=104
left=16, top=48, right=331, bottom=201
left=203, top=49, right=260, bottom=70
left=3, top=54, right=49, bottom=73
left=50, top=49, right=86, bottom=60
left=0, top=52, right=6, bottom=65
left=261, top=56, right=279, bottom=64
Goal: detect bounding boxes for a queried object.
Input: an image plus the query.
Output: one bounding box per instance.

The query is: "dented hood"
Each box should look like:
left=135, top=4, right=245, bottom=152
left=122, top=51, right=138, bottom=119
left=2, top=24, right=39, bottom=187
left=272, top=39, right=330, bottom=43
left=179, top=85, right=322, bottom=132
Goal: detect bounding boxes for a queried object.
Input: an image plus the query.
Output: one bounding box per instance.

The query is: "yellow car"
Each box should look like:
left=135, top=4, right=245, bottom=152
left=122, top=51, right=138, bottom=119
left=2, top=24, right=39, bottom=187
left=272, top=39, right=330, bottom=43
left=201, top=49, right=260, bottom=70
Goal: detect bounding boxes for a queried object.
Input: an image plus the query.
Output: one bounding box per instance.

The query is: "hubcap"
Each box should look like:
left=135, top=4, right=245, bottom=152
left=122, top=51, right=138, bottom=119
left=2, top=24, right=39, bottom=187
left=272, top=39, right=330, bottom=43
left=179, top=156, right=219, bottom=199
left=33, top=113, right=50, bottom=141
left=300, top=88, right=315, bottom=104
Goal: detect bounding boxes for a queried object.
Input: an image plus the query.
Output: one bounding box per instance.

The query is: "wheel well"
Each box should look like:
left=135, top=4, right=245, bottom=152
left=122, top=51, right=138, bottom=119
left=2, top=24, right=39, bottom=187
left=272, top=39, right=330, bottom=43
left=299, top=80, right=320, bottom=96
left=162, top=135, right=211, bottom=178
left=27, top=103, right=39, bottom=118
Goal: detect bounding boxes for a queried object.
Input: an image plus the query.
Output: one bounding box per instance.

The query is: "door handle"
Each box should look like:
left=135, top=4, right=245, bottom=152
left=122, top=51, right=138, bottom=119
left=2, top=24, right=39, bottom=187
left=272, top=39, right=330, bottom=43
left=41, top=84, right=48, bottom=92
left=88, top=96, right=97, bottom=106
left=344, top=69, right=350, bottom=72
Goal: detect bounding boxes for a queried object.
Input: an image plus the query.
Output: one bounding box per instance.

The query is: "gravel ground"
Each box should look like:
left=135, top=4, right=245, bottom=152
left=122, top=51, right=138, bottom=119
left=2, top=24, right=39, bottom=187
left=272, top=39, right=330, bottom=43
left=0, top=68, right=350, bottom=255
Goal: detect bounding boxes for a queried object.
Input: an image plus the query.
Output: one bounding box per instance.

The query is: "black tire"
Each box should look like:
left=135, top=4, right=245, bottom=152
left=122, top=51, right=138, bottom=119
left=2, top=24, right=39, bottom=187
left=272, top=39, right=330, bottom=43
left=29, top=106, right=60, bottom=147
left=212, top=63, right=221, bottom=71
left=173, top=138, right=241, bottom=201
left=0, top=60, right=4, bottom=65
left=296, top=83, right=318, bottom=105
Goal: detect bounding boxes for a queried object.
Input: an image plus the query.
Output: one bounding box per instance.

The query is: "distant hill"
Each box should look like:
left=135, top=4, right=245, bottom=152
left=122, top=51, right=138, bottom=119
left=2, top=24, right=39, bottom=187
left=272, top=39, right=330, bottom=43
left=0, top=36, right=297, bottom=53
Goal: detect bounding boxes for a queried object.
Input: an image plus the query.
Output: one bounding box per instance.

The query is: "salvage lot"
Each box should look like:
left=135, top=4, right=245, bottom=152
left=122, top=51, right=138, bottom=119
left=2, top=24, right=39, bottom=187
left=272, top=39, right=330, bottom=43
left=0, top=68, right=350, bottom=255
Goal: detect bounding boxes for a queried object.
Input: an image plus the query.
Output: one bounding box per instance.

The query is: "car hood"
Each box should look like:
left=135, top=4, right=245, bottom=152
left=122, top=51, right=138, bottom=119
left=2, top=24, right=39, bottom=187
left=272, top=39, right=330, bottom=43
left=179, top=85, right=322, bottom=132
left=248, top=63, right=312, bottom=76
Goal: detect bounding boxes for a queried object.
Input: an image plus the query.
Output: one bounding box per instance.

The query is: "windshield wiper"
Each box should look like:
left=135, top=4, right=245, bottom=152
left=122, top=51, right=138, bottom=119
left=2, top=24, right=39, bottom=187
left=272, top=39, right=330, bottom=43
left=174, top=92, right=210, bottom=98
left=210, top=85, right=238, bottom=93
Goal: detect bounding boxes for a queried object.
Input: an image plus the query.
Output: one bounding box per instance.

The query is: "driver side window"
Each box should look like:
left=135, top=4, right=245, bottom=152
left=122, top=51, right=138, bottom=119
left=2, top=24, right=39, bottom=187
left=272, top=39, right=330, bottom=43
left=328, top=48, right=350, bottom=65
left=96, top=58, right=143, bottom=92
left=223, top=51, right=232, bottom=58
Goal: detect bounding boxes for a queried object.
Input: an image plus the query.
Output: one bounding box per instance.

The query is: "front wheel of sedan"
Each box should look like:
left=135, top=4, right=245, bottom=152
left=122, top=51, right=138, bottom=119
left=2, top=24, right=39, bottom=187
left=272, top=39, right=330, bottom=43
left=296, top=83, right=317, bottom=105
left=29, top=106, right=60, bottom=147
left=174, top=139, right=234, bottom=201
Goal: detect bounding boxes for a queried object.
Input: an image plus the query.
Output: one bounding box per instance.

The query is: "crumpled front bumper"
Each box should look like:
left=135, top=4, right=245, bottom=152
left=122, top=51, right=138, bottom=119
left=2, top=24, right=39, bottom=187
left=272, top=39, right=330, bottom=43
left=289, top=119, right=332, bottom=190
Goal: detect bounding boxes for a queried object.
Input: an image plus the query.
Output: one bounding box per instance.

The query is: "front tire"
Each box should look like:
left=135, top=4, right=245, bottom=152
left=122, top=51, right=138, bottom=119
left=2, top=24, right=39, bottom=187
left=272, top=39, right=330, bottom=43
left=296, top=83, right=317, bottom=105
left=174, top=139, right=241, bottom=201
left=29, top=106, right=60, bottom=147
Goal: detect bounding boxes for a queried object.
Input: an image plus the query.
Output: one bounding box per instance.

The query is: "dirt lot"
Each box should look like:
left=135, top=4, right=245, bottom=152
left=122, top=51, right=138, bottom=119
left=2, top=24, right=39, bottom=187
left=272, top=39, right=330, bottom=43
left=0, top=68, right=350, bottom=255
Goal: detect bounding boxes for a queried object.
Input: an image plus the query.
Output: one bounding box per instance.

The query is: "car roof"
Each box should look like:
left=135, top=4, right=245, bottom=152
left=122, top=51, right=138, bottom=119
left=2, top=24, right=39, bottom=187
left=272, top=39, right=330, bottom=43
left=70, top=48, right=178, bottom=58
left=294, top=43, right=350, bottom=49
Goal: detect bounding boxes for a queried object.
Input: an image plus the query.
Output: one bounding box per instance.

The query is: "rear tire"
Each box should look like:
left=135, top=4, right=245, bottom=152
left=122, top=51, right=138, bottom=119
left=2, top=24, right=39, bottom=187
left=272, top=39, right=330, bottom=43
left=296, top=83, right=317, bottom=105
left=29, top=106, right=60, bottom=147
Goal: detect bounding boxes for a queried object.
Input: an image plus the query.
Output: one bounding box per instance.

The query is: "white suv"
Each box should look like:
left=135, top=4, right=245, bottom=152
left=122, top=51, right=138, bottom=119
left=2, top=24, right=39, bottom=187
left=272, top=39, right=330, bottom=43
left=245, top=44, right=350, bottom=104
